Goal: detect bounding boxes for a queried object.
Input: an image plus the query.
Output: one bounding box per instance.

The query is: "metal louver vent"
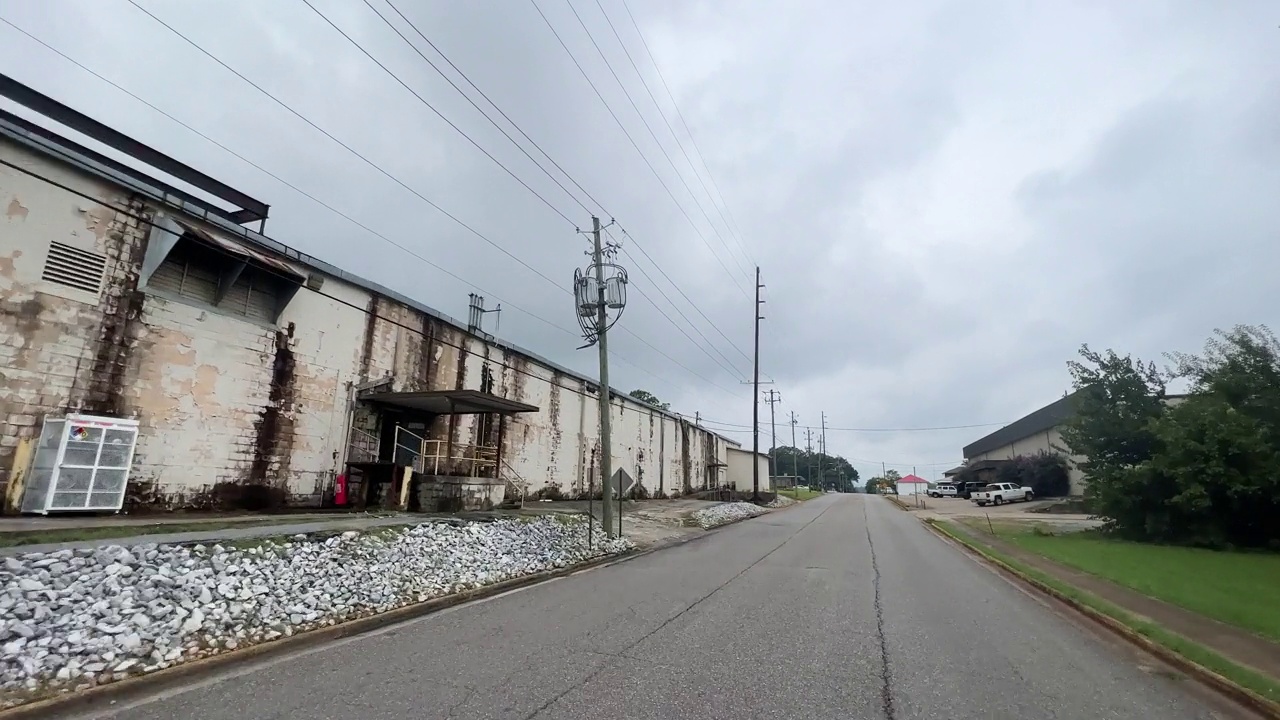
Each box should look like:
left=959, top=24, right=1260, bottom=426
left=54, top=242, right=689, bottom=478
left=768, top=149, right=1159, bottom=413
left=41, top=242, right=106, bottom=295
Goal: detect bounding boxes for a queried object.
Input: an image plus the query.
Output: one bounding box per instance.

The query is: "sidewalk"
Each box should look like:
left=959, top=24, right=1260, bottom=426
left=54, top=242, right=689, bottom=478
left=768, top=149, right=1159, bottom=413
left=945, top=520, right=1280, bottom=682
left=0, top=512, right=350, bottom=533
left=0, top=500, right=720, bottom=556
left=0, top=514, right=427, bottom=556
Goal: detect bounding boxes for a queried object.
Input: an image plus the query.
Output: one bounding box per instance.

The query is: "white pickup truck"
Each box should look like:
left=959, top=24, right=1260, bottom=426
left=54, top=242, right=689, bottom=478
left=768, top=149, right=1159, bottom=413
left=970, top=482, right=1034, bottom=506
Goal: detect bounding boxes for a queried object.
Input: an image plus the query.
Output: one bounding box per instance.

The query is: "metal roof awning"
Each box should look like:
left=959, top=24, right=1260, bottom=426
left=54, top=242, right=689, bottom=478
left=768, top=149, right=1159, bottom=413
left=175, top=219, right=306, bottom=281
left=360, top=389, right=539, bottom=415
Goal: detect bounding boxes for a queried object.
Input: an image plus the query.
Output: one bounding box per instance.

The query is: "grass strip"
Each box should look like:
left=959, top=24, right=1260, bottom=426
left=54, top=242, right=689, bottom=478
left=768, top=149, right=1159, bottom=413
left=930, top=519, right=1280, bottom=706
left=777, top=488, right=822, bottom=501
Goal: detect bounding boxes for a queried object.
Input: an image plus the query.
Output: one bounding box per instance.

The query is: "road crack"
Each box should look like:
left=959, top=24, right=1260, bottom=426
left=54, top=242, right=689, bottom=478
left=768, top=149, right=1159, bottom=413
left=864, top=501, right=897, bottom=720
left=522, top=501, right=839, bottom=718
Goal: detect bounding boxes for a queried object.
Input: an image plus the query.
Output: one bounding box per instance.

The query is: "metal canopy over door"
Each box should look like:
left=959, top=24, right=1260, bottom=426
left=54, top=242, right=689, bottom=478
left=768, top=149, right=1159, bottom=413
left=20, top=414, right=140, bottom=514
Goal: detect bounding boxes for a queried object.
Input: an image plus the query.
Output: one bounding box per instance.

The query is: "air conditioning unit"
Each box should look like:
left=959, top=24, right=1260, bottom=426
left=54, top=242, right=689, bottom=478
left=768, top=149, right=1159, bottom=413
left=20, top=414, right=140, bottom=514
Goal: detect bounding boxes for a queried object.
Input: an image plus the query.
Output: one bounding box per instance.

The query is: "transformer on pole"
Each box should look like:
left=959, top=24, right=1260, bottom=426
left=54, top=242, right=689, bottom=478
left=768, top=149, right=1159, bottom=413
left=573, top=217, right=627, bottom=538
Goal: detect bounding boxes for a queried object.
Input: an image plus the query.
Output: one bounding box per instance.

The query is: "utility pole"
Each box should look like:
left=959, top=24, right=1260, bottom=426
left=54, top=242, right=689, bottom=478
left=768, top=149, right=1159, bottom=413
left=818, top=411, right=827, bottom=491
left=573, top=216, right=627, bottom=538
left=804, top=427, right=814, bottom=488
left=752, top=266, right=764, bottom=500
left=592, top=217, right=615, bottom=536
left=763, top=389, right=781, bottom=479
left=789, top=411, right=798, bottom=479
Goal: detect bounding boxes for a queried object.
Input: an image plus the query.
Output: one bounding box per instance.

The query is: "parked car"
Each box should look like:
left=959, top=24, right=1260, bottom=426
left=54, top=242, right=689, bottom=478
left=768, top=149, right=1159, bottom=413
left=956, top=481, right=986, bottom=499
left=928, top=484, right=957, bottom=498
left=971, top=482, right=1034, bottom=506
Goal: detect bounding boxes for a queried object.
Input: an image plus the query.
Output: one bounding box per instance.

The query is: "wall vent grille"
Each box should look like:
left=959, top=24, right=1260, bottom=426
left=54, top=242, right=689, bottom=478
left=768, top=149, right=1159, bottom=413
left=41, top=242, right=106, bottom=295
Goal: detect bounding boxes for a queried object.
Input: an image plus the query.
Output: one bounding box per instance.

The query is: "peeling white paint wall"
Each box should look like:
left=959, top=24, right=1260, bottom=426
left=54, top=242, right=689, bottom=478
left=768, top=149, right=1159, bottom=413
left=1, top=135, right=739, bottom=512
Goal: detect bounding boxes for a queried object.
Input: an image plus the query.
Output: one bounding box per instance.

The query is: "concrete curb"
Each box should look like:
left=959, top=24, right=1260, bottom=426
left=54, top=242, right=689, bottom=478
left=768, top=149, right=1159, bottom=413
left=920, top=520, right=1280, bottom=720
left=0, top=509, right=774, bottom=719
left=884, top=495, right=911, bottom=511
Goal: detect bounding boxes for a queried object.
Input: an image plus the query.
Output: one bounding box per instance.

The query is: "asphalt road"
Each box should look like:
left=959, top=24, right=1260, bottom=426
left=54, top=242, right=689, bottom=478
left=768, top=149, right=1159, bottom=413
left=77, top=494, right=1242, bottom=720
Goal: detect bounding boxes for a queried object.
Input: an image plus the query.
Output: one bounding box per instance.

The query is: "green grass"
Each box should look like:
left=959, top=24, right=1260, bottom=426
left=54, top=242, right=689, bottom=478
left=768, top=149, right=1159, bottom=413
left=777, top=488, right=821, bottom=501
left=931, top=520, right=1280, bottom=706
left=975, top=523, right=1280, bottom=643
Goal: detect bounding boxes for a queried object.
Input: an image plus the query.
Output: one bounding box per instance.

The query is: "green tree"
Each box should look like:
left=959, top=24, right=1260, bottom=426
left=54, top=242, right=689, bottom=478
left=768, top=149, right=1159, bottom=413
left=1059, top=344, right=1167, bottom=478
left=628, top=389, right=670, bottom=410
left=1062, top=327, right=1280, bottom=547
left=867, top=470, right=900, bottom=495
left=771, top=445, right=859, bottom=491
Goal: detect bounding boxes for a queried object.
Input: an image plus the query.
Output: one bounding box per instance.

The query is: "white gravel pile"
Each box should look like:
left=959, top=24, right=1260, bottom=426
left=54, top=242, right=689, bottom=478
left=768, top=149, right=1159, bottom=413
left=765, top=494, right=796, bottom=508
left=693, top=502, right=769, bottom=528
left=0, top=516, right=630, bottom=705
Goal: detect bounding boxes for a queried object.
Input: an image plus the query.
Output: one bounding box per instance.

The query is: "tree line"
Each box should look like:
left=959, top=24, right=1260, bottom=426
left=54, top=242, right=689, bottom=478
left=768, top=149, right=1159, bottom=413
left=771, top=446, right=860, bottom=492
left=1062, top=325, right=1280, bottom=549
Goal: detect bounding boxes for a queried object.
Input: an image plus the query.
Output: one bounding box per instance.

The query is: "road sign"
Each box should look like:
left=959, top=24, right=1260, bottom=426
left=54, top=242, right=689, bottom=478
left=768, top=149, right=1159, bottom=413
left=611, top=468, right=635, bottom=497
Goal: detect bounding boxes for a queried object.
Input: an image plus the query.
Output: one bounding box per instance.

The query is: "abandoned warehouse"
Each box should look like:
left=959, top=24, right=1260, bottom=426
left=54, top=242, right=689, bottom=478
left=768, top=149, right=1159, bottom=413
left=0, top=83, right=749, bottom=515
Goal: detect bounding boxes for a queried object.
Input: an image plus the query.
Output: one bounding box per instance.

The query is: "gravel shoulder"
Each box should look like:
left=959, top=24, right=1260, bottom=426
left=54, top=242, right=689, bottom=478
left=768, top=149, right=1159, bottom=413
left=0, top=516, right=631, bottom=709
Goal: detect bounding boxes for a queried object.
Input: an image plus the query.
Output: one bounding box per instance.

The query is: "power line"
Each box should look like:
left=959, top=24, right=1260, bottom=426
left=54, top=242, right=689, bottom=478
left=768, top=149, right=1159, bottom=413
left=528, top=0, right=750, bottom=299
left=84, top=2, right=748, bottom=400
left=614, top=225, right=753, bottom=366
left=0, top=16, right=557, bottom=336
left=566, top=0, right=751, bottom=280
left=377, top=0, right=609, bottom=215
left=618, top=0, right=755, bottom=268
left=0, top=16, right=689, bottom=395
left=1, top=155, right=742, bottom=425
left=609, top=231, right=748, bottom=378
left=119, top=1, right=744, bottom=395
left=346, top=0, right=755, bottom=369
left=589, top=0, right=754, bottom=275
left=310, top=0, right=593, bottom=221
left=697, top=418, right=1010, bottom=433
left=125, top=0, right=564, bottom=292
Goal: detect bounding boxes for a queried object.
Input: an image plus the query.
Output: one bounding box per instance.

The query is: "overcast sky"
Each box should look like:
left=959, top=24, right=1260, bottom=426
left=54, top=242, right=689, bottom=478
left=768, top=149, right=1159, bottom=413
left=3, top=0, right=1277, bottom=481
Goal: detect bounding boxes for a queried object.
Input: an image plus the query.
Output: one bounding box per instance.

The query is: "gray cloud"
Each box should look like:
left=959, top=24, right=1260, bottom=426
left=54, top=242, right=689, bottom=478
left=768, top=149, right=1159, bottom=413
left=2, top=0, right=1277, bottom=480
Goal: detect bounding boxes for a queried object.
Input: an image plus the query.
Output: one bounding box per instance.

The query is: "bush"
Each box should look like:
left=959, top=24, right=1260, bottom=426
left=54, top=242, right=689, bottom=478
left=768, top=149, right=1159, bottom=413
left=534, top=484, right=566, bottom=502
left=1062, top=326, right=1280, bottom=548
left=994, top=453, right=1071, bottom=498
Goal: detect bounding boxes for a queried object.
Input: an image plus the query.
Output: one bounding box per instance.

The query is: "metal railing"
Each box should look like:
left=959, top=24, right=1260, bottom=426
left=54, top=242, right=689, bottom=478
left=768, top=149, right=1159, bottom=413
left=501, top=457, right=531, bottom=508
left=393, top=425, right=498, bottom=477
left=346, top=427, right=380, bottom=464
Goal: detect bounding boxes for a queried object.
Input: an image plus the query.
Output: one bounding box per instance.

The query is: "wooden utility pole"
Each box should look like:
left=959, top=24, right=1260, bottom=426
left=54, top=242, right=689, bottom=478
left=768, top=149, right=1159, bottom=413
left=818, top=411, right=827, bottom=490
left=752, top=267, right=764, bottom=500
left=804, top=427, right=814, bottom=488
left=592, top=217, right=615, bottom=537
left=763, top=389, right=781, bottom=479
left=789, top=411, right=798, bottom=479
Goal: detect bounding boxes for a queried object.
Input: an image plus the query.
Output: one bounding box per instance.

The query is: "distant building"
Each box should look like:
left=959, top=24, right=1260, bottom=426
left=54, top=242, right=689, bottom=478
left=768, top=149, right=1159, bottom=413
left=896, top=474, right=928, bottom=497
left=959, top=394, right=1086, bottom=495
left=726, top=448, right=772, bottom=493
left=958, top=391, right=1184, bottom=496
left=771, top=474, right=803, bottom=489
